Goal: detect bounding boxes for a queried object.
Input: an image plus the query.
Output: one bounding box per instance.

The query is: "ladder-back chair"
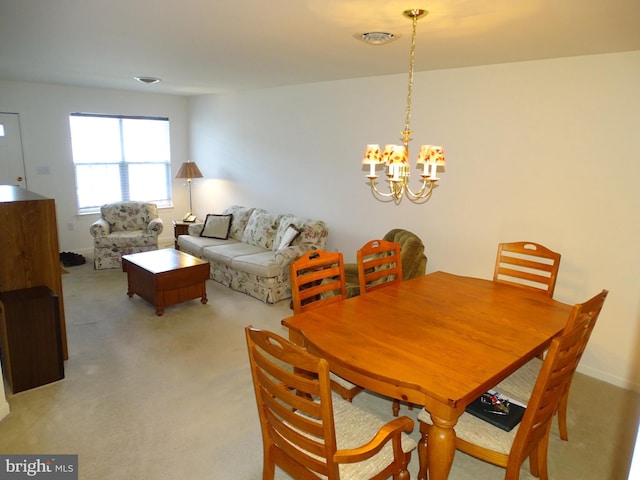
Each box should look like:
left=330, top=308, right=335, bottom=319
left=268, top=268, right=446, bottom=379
left=418, top=309, right=598, bottom=480
left=493, top=241, right=561, bottom=297
left=289, top=250, right=362, bottom=402
left=245, top=326, right=416, bottom=480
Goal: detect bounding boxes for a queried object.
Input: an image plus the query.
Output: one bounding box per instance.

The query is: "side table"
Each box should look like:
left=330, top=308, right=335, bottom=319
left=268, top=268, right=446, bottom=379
left=172, top=221, right=191, bottom=249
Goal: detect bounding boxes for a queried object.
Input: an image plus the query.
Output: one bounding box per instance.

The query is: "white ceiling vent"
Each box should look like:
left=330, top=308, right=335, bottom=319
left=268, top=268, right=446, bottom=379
left=359, top=32, right=396, bottom=45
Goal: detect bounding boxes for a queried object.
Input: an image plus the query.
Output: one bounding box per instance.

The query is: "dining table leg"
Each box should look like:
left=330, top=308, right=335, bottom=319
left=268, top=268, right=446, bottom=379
left=418, top=411, right=457, bottom=480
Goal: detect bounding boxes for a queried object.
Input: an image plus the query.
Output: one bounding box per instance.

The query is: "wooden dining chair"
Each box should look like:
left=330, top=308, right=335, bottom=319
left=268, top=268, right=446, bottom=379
left=493, top=241, right=561, bottom=297
left=417, top=310, right=596, bottom=480
left=494, top=289, right=608, bottom=441
left=245, top=326, right=416, bottom=480
left=357, top=239, right=403, bottom=295
left=356, top=239, right=408, bottom=417
left=289, top=250, right=363, bottom=402
left=290, top=250, right=347, bottom=315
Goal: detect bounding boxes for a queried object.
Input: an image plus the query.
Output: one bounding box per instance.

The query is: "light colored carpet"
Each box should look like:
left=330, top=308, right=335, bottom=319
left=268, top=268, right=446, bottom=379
left=0, top=262, right=638, bottom=479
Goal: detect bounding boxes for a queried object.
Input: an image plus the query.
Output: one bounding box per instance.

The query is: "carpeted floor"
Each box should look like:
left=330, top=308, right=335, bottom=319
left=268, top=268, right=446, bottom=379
left=0, top=261, right=638, bottom=479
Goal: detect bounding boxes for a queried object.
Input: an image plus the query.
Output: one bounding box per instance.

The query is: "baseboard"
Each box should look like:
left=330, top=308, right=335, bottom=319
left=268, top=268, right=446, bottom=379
left=0, top=398, right=10, bottom=420
left=578, top=363, right=640, bottom=392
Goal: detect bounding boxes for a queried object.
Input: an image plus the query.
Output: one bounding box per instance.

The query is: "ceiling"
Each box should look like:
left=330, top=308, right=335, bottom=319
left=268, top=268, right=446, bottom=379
left=1, top=0, right=639, bottom=96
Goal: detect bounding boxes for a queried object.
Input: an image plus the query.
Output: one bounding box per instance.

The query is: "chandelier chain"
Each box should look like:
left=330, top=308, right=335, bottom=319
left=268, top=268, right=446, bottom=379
left=402, top=13, right=419, bottom=147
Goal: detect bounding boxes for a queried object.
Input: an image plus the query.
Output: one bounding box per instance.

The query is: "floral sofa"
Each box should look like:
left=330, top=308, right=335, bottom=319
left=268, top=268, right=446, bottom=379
left=89, top=201, right=164, bottom=270
left=177, top=205, right=328, bottom=303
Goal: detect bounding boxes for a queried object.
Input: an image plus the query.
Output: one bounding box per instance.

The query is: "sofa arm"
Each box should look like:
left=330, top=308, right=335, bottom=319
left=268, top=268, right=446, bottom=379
left=89, top=218, right=111, bottom=237
left=274, top=245, right=307, bottom=266
left=147, top=218, right=164, bottom=235
left=188, top=222, right=205, bottom=236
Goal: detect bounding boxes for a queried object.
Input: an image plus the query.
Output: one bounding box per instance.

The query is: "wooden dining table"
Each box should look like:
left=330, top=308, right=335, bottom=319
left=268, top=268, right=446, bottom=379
left=281, top=271, right=572, bottom=480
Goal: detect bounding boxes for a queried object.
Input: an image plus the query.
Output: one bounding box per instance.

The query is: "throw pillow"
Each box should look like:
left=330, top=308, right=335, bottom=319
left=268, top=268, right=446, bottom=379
left=200, top=214, right=233, bottom=239
left=277, top=224, right=301, bottom=250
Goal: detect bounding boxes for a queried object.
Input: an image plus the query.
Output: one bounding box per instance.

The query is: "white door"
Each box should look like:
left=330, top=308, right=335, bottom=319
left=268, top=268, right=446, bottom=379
left=0, top=113, right=27, bottom=188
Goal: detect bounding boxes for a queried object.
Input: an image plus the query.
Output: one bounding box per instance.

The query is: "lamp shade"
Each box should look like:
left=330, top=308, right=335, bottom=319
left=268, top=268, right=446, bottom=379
left=381, top=144, right=395, bottom=164
left=362, top=145, right=382, bottom=165
left=416, top=145, right=446, bottom=166
left=176, top=161, right=203, bottom=179
left=388, top=145, right=409, bottom=165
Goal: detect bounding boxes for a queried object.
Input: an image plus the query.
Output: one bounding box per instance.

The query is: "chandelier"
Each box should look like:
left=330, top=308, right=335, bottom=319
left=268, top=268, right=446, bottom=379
left=362, top=9, right=446, bottom=204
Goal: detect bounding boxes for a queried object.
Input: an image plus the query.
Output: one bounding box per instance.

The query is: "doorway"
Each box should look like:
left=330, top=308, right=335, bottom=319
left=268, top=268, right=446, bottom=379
left=0, top=113, right=27, bottom=188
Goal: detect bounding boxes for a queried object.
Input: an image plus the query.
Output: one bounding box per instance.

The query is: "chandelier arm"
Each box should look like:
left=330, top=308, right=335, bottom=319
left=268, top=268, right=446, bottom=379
left=368, top=178, right=405, bottom=201
left=404, top=179, right=436, bottom=200
left=405, top=189, right=435, bottom=204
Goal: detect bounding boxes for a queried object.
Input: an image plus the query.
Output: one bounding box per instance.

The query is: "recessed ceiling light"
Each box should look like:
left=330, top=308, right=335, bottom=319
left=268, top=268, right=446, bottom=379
left=359, top=32, right=396, bottom=45
left=134, top=76, right=161, bottom=85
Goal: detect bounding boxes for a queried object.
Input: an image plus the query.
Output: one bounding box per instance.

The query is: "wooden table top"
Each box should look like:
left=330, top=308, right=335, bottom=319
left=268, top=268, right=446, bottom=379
left=282, top=271, right=572, bottom=409
left=122, top=248, right=208, bottom=274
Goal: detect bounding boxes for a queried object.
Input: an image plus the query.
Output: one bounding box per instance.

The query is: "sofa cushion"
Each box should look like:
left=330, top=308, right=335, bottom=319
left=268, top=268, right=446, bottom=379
left=223, top=205, right=255, bottom=241
left=231, top=251, right=285, bottom=278
left=276, top=224, right=301, bottom=250
left=274, top=214, right=328, bottom=251
left=178, top=235, right=238, bottom=258
left=203, top=242, right=268, bottom=267
left=241, top=209, right=282, bottom=249
left=200, top=214, right=233, bottom=239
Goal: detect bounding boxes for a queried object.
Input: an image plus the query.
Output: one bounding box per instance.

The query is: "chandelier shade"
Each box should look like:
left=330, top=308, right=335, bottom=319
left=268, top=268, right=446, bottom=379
left=362, top=8, right=446, bottom=204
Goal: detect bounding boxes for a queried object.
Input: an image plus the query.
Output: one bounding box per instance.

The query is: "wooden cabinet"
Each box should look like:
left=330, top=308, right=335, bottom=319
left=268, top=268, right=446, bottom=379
left=0, top=287, right=64, bottom=393
left=0, top=186, right=68, bottom=360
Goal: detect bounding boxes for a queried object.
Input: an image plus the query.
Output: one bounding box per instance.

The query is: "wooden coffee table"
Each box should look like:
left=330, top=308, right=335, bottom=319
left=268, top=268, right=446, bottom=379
left=122, top=249, right=209, bottom=316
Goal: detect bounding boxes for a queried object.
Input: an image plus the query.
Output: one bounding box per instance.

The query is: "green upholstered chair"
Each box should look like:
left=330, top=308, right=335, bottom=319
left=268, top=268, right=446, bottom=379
left=345, top=229, right=427, bottom=298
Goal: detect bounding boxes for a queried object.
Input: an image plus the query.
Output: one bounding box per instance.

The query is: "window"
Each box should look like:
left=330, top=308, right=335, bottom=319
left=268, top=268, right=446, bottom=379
left=69, top=113, right=172, bottom=214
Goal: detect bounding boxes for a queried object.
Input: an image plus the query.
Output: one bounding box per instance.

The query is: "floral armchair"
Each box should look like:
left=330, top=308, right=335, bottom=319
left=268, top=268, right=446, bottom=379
left=89, top=201, right=163, bottom=269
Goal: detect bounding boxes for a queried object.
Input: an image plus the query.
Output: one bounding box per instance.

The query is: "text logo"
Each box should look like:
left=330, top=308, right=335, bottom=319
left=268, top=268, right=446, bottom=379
left=0, top=455, right=77, bottom=479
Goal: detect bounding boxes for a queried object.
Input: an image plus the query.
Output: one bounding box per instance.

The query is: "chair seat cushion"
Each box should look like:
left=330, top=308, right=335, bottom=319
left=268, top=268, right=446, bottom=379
left=418, top=407, right=517, bottom=456
left=330, top=373, right=359, bottom=392
left=494, top=358, right=540, bottom=405
left=299, top=393, right=416, bottom=479
left=93, top=230, right=158, bottom=248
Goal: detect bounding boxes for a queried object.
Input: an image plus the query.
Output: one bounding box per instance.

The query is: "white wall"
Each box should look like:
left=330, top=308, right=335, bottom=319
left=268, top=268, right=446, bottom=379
left=189, top=51, right=640, bottom=390
left=0, top=80, right=189, bottom=250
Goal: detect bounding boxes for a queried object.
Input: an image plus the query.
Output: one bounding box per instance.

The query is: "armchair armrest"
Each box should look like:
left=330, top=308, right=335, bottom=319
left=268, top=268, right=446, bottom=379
left=344, top=262, right=359, bottom=285
left=147, top=218, right=164, bottom=235
left=89, top=218, right=111, bottom=237
left=333, top=415, right=414, bottom=464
